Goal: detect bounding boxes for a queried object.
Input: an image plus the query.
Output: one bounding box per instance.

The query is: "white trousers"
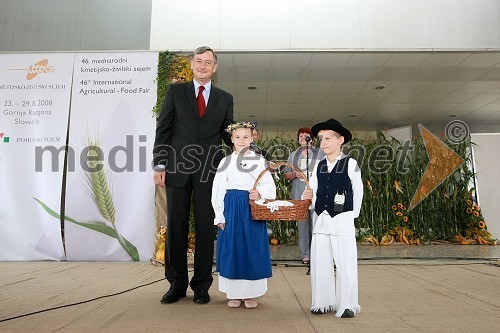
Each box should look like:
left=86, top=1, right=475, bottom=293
left=310, top=233, right=360, bottom=316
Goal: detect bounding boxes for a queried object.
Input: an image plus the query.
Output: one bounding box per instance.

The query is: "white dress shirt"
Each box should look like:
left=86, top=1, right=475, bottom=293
left=308, top=153, right=363, bottom=235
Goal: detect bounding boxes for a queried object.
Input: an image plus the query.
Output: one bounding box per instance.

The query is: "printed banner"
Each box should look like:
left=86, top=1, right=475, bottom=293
left=0, top=54, right=74, bottom=260
left=65, top=52, right=158, bottom=261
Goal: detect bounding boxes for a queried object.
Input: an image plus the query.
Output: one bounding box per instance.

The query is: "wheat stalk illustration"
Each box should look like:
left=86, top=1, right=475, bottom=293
left=82, top=140, right=134, bottom=259
left=84, top=142, right=116, bottom=223
left=33, top=131, right=138, bottom=260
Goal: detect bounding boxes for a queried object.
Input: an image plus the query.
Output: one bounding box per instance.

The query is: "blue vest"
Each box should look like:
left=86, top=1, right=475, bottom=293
left=314, top=157, right=353, bottom=217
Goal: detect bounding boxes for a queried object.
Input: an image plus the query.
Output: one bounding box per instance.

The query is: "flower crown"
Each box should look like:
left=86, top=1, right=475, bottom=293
left=225, top=121, right=256, bottom=134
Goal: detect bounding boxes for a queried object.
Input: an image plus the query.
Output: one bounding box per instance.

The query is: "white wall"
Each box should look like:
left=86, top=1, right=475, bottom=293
left=150, top=0, right=500, bottom=51
left=0, top=0, right=152, bottom=52
left=471, top=133, right=500, bottom=239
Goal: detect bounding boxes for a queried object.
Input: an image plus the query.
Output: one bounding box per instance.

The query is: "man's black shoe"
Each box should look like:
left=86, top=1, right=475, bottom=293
left=310, top=309, right=324, bottom=315
left=193, top=289, right=210, bottom=304
left=341, top=309, right=354, bottom=318
left=160, top=287, right=186, bottom=304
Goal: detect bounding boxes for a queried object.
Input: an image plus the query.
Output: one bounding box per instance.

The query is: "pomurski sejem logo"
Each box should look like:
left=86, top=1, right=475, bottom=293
left=8, top=59, right=55, bottom=80
left=0, top=133, right=10, bottom=143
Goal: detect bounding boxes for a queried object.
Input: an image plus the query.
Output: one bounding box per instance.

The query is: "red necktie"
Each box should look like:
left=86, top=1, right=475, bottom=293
left=197, top=86, right=206, bottom=118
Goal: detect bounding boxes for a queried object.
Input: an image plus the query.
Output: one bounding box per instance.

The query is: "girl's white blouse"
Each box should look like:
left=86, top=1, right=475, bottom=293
left=211, top=151, right=276, bottom=225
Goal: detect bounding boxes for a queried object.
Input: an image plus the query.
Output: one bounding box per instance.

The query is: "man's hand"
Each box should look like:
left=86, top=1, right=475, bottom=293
left=249, top=189, right=261, bottom=201
left=154, top=171, right=166, bottom=187
left=217, top=223, right=225, bottom=230
left=303, top=189, right=313, bottom=200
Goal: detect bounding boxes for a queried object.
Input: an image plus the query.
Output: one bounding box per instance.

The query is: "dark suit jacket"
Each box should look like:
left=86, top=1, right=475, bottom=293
left=153, top=81, right=233, bottom=189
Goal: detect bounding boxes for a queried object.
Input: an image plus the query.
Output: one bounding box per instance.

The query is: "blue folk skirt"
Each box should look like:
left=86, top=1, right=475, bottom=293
left=216, top=189, right=272, bottom=280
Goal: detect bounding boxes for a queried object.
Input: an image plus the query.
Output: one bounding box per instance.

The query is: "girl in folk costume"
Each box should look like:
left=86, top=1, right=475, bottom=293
left=303, top=118, right=363, bottom=318
left=212, top=121, right=276, bottom=309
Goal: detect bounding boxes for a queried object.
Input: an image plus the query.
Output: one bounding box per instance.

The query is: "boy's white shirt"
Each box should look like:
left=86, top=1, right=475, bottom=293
left=306, top=153, right=363, bottom=235
left=211, top=151, right=277, bottom=225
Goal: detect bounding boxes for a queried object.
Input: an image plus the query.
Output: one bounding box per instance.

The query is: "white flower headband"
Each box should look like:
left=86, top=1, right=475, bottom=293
left=225, top=121, right=256, bottom=134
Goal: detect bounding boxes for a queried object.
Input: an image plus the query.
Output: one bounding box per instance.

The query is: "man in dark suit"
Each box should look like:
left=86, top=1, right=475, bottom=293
left=153, top=46, right=233, bottom=305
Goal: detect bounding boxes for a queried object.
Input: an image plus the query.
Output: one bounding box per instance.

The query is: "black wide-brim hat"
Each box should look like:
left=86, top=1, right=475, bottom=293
left=311, top=118, right=352, bottom=144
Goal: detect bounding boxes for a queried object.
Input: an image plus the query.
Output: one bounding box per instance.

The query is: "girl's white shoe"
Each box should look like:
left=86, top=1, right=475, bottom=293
left=244, top=298, right=257, bottom=308
left=228, top=299, right=242, bottom=308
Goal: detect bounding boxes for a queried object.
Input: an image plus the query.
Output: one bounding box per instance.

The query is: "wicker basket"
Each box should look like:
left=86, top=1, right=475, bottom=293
left=250, top=162, right=311, bottom=221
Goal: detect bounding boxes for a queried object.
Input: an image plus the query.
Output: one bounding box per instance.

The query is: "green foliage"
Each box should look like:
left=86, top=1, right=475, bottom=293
left=353, top=134, right=474, bottom=242
left=153, top=51, right=176, bottom=118
left=257, top=132, right=481, bottom=244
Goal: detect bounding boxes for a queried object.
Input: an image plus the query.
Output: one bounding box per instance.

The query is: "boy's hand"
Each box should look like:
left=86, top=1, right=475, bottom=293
left=249, top=189, right=261, bottom=201
left=217, top=223, right=225, bottom=230
left=303, top=189, right=313, bottom=200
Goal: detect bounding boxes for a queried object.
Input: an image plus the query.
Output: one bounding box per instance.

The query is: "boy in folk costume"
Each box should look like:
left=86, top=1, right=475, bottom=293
left=212, top=121, right=276, bottom=309
left=302, top=118, right=363, bottom=318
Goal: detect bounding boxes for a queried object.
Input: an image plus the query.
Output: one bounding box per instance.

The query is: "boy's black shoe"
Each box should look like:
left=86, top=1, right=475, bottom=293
left=160, top=287, right=186, bottom=304
left=310, top=309, right=324, bottom=315
left=193, top=289, right=210, bottom=304
left=341, top=309, right=355, bottom=318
